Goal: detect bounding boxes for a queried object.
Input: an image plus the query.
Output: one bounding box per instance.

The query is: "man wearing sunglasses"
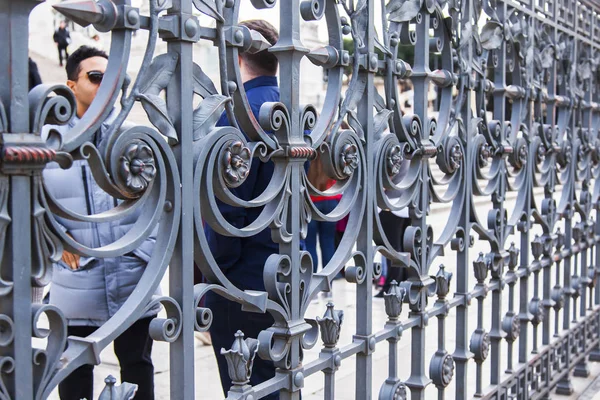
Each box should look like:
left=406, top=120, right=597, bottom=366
left=42, top=46, right=158, bottom=400
left=65, top=51, right=105, bottom=119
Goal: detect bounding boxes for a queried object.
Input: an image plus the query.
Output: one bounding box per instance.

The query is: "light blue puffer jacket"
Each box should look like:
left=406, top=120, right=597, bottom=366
left=43, top=111, right=160, bottom=326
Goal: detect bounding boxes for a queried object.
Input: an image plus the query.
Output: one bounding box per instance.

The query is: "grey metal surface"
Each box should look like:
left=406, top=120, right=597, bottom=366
left=1, top=0, right=600, bottom=399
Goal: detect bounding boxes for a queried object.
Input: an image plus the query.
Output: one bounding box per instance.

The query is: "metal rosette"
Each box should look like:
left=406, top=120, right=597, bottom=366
left=502, top=312, right=520, bottom=342
left=378, top=378, right=408, bottom=400
left=429, top=350, right=455, bottom=388
left=470, top=329, right=490, bottom=362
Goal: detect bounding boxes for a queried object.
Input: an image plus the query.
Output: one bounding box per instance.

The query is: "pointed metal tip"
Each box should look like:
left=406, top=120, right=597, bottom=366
left=307, top=46, right=338, bottom=68
left=306, top=47, right=329, bottom=65
left=53, top=0, right=103, bottom=27
left=247, top=30, right=272, bottom=54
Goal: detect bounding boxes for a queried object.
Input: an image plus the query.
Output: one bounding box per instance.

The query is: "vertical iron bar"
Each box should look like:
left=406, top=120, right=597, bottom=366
left=507, top=280, right=515, bottom=372
left=0, top=1, right=37, bottom=398
left=557, top=1, right=578, bottom=393
left=404, top=7, right=430, bottom=400
left=355, top=0, right=375, bottom=398
left=8, top=177, right=32, bottom=399
left=165, top=0, right=195, bottom=397
left=518, top=225, right=531, bottom=363
left=271, top=1, right=305, bottom=398
left=542, top=254, right=552, bottom=345
left=453, top=0, right=474, bottom=396
left=324, top=370, right=335, bottom=400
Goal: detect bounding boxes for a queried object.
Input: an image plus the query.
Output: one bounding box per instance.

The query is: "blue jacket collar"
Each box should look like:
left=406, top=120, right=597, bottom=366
left=243, top=75, right=278, bottom=91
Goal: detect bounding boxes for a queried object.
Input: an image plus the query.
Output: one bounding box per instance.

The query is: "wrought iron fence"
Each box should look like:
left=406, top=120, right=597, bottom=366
left=1, top=0, right=600, bottom=398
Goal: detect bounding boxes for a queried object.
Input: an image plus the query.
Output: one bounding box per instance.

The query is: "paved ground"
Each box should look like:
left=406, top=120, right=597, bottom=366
left=28, top=12, right=600, bottom=400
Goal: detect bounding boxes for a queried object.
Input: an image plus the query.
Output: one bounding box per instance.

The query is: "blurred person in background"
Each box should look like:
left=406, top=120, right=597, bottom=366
left=53, top=20, right=71, bottom=66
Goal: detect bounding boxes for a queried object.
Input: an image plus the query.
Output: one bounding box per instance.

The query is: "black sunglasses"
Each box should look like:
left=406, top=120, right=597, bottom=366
left=86, top=71, right=104, bottom=85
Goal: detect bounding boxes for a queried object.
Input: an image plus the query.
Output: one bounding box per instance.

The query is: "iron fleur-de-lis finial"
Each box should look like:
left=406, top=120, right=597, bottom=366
left=98, top=375, right=138, bottom=400
left=383, top=280, right=406, bottom=320
left=221, top=330, right=260, bottom=386
left=434, top=264, right=453, bottom=300
left=317, top=302, right=344, bottom=348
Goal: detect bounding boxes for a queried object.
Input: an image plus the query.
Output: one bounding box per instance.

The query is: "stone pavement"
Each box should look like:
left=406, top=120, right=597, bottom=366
left=28, top=20, right=600, bottom=400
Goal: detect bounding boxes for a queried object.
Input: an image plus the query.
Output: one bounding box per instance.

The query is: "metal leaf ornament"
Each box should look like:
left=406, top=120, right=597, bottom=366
left=192, top=95, right=230, bottom=140
left=347, top=110, right=364, bottom=139
left=192, top=0, right=223, bottom=22
left=480, top=21, right=504, bottom=50
left=351, top=0, right=369, bottom=50
left=193, top=63, right=219, bottom=98
left=345, top=74, right=368, bottom=113
left=136, top=54, right=179, bottom=145
left=386, top=0, right=424, bottom=22
left=538, top=45, right=555, bottom=69
left=373, top=109, right=393, bottom=141
left=579, top=59, right=592, bottom=81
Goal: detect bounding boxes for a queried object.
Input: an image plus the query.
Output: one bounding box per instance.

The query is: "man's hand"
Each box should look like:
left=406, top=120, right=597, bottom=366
left=61, top=235, right=80, bottom=270
left=62, top=250, right=80, bottom=270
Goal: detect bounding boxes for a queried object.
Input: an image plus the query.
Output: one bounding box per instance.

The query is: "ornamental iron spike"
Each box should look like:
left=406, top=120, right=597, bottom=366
left=317, top=302, right=344, bottom=348
left=507, top=242, right=519, bottom=270
left=531, top=235, right=544, bottom=260
left=473, top=252, right=489, bottom=284
left=384, top=280, right=406, bottom=320
left=53, top=0, right=118, bottom=31
left=98, top=375, right=138, bottom=400
left=556, top=227, right=564, bottom=250
left=434, top=264, right=452, bottom=299
left=307, top=46, right=340, bottom=68
left=247, top=29, right=273, bottom=54
left=221, top=331, right=259, bottom=386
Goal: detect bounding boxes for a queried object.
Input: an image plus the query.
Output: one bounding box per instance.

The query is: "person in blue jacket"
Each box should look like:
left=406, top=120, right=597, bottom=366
left=204, top=19, right=281, bottom=400
left=43, top=46, right=158, bottom=400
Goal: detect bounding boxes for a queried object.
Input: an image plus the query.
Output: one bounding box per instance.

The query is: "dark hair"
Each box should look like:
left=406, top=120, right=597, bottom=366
left=239, top=20, right=279, bottom=76
left=65, top=46, right=108, bottom=81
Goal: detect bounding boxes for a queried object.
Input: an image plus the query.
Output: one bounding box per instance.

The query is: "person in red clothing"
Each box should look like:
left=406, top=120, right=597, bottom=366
left=306, top=152, right=342, bottom=274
